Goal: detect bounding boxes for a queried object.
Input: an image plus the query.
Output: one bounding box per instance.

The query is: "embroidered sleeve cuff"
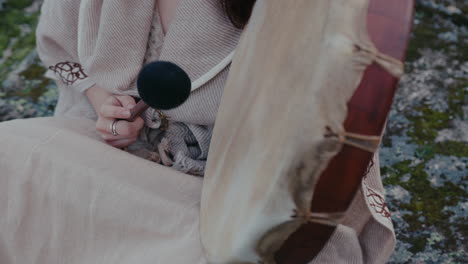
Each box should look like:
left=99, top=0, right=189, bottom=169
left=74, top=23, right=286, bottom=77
left=46, top=61, right=96, bottom=93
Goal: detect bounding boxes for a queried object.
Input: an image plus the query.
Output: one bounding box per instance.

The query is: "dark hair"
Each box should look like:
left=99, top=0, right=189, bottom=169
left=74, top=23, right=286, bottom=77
left=221, top=0, right=256, bottom=29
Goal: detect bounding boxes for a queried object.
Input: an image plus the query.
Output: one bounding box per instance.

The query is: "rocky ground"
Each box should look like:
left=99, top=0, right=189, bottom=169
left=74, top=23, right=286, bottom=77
left=0, top=0, right=466, bottom=263
left=380, top=1, right=467, bottom=263
left=0, top=0, right=56, bottom=120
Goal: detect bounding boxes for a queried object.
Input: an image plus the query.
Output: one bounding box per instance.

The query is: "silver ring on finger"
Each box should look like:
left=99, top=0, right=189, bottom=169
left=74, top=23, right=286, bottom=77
left=111, top=119, right=119, bottom=136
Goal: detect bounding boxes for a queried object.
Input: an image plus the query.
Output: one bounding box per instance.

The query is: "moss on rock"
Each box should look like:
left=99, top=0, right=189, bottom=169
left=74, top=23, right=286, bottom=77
left=406, top=2, right=468, bottom=63
left=383, top=160, right=466, bottom=256
left=19, top=61, right=45, bottom=80
left=0, top=1, right=40, bottom=81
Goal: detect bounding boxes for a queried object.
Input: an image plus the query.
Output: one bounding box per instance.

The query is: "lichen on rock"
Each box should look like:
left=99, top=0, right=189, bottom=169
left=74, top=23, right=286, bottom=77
left=0, top=0, right=56, bottom=122
left=382, top=1, right=467, bottom=263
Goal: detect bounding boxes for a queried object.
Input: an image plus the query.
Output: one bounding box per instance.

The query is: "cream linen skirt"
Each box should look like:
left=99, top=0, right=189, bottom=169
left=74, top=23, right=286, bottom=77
left=0, top=117, right=207, bottom=264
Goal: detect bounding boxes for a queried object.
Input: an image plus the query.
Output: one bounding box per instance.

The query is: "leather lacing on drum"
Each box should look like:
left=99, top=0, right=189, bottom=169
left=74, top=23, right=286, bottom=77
left=324, top=126, right=381, bottom=153
left=290, top=128, right=385, bottom=226
left=254, top=46, right=403, bottom=263
left=353, top=43, right=404, bottom=77
left=290, top=46, right=403, bottom=224
left=291, top=209, right=345, bottom=227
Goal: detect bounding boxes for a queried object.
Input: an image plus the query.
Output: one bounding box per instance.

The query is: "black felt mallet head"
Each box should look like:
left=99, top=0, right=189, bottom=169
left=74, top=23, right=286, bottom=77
left=137, top=61, right=191, bottom=110
left=126, top=61, right=191, bottom=122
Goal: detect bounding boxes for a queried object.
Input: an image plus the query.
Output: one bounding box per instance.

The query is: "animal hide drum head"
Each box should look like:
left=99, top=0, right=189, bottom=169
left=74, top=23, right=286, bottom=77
left=200, top=0, right=410, bottom=263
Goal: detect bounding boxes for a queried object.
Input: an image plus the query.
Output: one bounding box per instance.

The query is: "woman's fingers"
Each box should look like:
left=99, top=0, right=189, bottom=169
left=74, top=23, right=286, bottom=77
left=100, top=95, right=136, bottom=119
left=130, top=116, right=145, bottom=131
left=100, top=104, right=132, bottom=119
left=106, top=137, right=138, bottom=148
left=96, top=95, right=143, bottom=148
left=112, top=118, right=144, bottom=136
left=99, top=132, right=128, bottom=141
left=103, top=95, right=122, bottom=107
left=96, top=118, right=145, bottom=139
left=115, top=95, right=136, bottom=109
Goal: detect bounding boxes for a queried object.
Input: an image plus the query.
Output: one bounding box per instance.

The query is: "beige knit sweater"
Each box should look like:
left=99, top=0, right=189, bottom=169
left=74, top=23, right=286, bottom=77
left=36, top=0, right=242, bottom=176
left=124, top=8, right=216, bottom=176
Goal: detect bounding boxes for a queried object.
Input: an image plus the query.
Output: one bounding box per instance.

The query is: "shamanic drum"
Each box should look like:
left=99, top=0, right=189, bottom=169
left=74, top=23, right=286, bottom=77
left=200, top=0, right=413, bottom=263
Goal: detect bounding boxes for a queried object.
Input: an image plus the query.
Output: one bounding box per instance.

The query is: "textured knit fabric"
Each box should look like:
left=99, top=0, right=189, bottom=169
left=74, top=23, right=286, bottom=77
left=124, top=7, right=214, bottom=176
left=36, top=0, right=242, bottom=176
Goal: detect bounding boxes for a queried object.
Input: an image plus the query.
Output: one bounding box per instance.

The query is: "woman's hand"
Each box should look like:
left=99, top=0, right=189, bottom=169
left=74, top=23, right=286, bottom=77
left=95, top=95, right=145, bottom=148
left=85, top=84, right=144, bottom=148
